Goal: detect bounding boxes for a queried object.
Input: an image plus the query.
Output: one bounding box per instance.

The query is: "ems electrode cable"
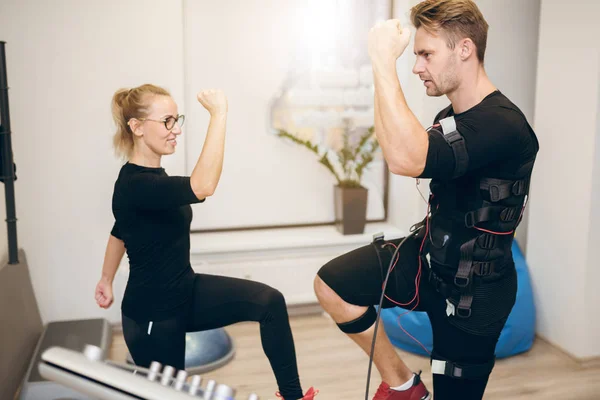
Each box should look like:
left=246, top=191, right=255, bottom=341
left=365, top=223, right=424, bottom=400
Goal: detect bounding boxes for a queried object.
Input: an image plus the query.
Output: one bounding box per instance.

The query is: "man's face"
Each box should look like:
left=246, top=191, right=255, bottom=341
left=412, top=27, right=460, bottom=97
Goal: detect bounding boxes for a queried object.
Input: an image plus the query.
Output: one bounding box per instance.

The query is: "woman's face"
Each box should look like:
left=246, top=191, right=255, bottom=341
left=134, top=95, right=183, bottom=156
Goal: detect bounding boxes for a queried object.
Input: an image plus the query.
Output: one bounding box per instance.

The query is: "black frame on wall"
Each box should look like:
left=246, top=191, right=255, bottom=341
left=190, top=165, right=390, bottom=234
left=0, top=41, right=19, bottom=264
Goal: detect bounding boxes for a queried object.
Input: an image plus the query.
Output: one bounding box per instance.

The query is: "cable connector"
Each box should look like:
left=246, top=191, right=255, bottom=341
left=372, top=231, right=385, bottom=243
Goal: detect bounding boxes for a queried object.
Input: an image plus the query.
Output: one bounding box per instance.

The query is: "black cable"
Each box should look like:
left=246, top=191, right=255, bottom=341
left=365, top=224, right=423, bottom=400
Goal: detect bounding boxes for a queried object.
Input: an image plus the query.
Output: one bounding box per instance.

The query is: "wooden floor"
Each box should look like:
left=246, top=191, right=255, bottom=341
left=109, top=314, right=600, bottom=400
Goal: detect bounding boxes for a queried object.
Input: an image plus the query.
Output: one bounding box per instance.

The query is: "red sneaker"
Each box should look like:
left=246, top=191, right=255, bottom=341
left=276, top=386, right=319, bottom=400
left=373, top=372, right=431, bottom=400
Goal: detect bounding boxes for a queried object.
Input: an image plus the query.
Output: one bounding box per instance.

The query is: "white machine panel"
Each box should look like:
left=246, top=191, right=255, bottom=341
left=38, top=345, right=258, bottom=400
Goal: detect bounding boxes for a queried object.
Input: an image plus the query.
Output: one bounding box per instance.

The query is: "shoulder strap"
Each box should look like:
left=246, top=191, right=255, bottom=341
left=438, top=116, right=469, bottom=178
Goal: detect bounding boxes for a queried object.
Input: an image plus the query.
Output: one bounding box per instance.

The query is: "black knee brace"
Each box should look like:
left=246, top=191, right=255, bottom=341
left=336, top=306, right=377, bottom=334
left=430, top=351, right=495, bottom=380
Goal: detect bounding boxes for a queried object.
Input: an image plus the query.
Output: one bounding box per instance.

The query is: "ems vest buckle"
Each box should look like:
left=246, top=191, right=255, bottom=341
left=478, top=234, right=496, bottom=249
left=444, top=129, right=463, bottom=145
left=457, top=295, right=473, bottom=318
left=512, top=180, right=527, bottom=196
left=454, top=276, right=470, bottom=288
left=489, top=185, right=502, bottom=202
left=473, top=261, right=494, bottom=276
left=500, top=207, right=518, bottom=222
left=464, top=212, right=476, bottom=228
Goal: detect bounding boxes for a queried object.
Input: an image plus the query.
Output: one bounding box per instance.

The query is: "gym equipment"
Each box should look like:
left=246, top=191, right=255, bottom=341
left=125, top=328, right=236, bottom=375
left=1, top=41, right=112, bottom=400
left=18, top=318, right=112, bottom=400
left=381, top=240, right=536, bottom=358
left=39, top=344, right=259, bottom=399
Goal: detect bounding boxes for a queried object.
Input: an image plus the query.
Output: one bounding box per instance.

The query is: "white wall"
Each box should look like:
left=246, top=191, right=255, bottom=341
left=476, top=0, right=540, bottom=254
left=587, top=77, right=600, bottom=359
left=527, top=0, right=600, bottom=359
left=0, top=0, right=186, bottom=324
left=183, top=0, right=388, bottom=230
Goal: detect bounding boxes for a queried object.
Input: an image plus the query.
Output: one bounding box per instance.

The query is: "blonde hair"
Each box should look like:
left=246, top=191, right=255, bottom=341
left=111, top=84, right=171, bottom=159
left=410, top=0, right=489, bottom=63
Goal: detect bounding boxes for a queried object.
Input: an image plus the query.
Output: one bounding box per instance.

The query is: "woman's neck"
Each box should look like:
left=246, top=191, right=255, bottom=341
left=130, top=147, right=161, bottom=168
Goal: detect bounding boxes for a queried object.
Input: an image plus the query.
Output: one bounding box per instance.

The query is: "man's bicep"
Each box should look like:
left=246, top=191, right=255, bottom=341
left=418, top=118, right=520, bottom=180
left=417, top=130, right=456, bottom=180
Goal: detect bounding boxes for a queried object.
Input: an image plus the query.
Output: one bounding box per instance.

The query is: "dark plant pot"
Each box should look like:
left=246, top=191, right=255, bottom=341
left=334, top=185, right=368, bottom=235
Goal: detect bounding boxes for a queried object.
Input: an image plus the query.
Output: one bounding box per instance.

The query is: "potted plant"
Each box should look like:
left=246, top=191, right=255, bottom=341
left=277, top=125, right=380, bottom=235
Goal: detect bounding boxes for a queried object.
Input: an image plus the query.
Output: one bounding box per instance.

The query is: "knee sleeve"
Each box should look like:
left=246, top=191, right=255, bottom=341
left=336, top=306, right=377, bottom=334
left=431, top=351, right=495, bottom=380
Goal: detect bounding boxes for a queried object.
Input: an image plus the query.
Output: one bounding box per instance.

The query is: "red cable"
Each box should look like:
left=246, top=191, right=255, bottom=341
left=381, top=194, right=528, bottom=356
left=379, top=202, right=432, bottom=355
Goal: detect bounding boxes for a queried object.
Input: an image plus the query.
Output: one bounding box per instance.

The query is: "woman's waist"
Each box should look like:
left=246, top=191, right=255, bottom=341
left=126, top=264, right=194, bottom=289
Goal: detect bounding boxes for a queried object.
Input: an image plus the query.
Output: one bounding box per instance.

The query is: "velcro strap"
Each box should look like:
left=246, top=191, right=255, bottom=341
left=464, top=206, right=521, bottom=228
left=455, top=238, right=476, bottom=289
left=431, top=357, right=496, bottom=379
left=480, top=178, right=528, bottom=202
left=457, top=295, right=473, bottom=318
left=438, top=116, right=469, bottom=178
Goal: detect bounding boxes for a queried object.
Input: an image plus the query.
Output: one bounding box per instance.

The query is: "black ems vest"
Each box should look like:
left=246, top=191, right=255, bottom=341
left=423, top=115, right=532, bottom=319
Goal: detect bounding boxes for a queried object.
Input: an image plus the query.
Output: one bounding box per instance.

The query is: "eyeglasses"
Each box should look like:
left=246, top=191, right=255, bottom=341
left=138, top=114, right=185, bottom=130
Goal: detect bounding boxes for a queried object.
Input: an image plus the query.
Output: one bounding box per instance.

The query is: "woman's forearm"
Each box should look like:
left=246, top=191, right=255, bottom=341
left=190, top=113, right=227, bottom=199
left=101, top=234, right=125, bottom=284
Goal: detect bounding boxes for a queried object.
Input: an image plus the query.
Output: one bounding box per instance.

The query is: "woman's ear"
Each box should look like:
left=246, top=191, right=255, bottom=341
left=128, top=119, right=144, bottom=137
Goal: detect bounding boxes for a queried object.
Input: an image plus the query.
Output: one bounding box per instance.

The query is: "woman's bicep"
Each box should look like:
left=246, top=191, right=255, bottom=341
left=127, top=174, right=205, bottom=210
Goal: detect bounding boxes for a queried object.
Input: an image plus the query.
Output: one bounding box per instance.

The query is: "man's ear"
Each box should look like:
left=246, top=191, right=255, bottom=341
left=459, top=38, right=475, bottom=61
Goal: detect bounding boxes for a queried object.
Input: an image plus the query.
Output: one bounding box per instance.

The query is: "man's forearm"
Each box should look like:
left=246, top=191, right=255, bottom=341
left=373, top=61, right=428, bottom=176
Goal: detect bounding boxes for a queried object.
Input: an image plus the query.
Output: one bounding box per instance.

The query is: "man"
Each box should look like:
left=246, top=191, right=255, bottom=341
left=314, top=1, right=539, bottom=399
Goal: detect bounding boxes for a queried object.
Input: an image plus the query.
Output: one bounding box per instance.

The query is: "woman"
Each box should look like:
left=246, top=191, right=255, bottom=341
left=94, top=84, right=317, bottom=400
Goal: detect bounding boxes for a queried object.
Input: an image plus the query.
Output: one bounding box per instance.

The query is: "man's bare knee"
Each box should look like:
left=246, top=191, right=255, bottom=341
left=314, top=275, right=369, bottom=324
left=313, top=275, right=338, bottom=306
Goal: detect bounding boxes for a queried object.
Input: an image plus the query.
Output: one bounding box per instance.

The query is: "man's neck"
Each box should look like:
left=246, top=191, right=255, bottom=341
left=447, top=66, right=497, bottom=114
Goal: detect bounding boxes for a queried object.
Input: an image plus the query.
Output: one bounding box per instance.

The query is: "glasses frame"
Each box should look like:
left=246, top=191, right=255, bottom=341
left=137, top=114, right=185, bottom=130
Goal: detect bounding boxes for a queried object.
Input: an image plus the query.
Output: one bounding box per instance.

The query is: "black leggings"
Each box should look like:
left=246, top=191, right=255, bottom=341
left=122, top=273, right=303, bottom=400
left=317, top=236, right=517, bottom=400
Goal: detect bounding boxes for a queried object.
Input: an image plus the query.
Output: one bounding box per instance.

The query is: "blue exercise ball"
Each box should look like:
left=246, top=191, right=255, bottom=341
left=184, top=328, right=235, bottom=373
left=126, top=328, right=235, bottom=374
left=381, top=240, right=535, bottom=359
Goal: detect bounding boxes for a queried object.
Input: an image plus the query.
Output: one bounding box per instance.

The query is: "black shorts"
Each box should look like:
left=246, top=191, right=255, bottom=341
left=317, top=234, right=518, bottom=400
